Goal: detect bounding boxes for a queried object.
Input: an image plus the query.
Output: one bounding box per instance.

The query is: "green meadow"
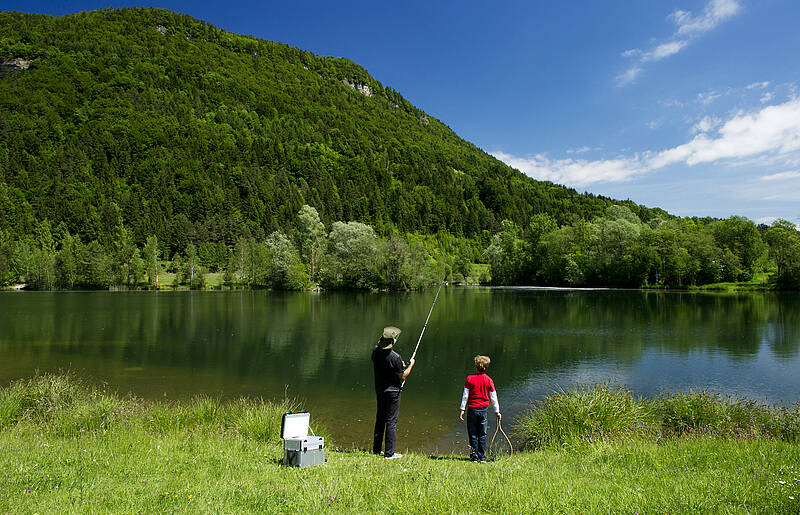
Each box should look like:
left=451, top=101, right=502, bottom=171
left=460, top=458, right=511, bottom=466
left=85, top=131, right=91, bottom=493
left=1, top=375, right=799, bottom=513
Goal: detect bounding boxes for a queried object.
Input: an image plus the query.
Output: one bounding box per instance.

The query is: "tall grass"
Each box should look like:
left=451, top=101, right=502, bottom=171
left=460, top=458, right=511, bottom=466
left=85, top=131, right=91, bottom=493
left=0, top=373, right=303, bottom=443
left=515, top=384, right=657, bottom=449
left=517, top=384, right=800, bottom=449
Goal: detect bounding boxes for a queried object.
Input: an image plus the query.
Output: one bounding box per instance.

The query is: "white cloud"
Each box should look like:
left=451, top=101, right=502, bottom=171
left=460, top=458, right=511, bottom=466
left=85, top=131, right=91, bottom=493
left=617, top=66, right=642, bottom=86
left=566, top=146, right=594, bottom=154
left=494, top=98, right=800, bottom=188
left=671, top=0, right=741, bottom=35
left=697, top=91, right=722, bottom=105
left=746, top=81, right=770, bottom=90
left=692, top=115, right=721, bottom=134
left=760, top=92, right=774, bottom=104
left=641, top=41, right=689, bottom=62
left=491, top=152, right=645, bottom=186
left=762, top=189, right=800, bottom=201
left=761, top=171, right=800, bottom=181
left=650, top=98, right=800, bottom=167
left=619, top=0, right=740, bottom=86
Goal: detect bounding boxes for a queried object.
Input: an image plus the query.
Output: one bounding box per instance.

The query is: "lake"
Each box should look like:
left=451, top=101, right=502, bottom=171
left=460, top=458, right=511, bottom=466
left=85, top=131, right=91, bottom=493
left=1, top=288, right=799, bottom=454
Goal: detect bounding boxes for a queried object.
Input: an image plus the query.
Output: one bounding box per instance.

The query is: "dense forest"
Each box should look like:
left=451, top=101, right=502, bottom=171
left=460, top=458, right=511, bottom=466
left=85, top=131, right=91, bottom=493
left=0, top=8, right=798, bottom=291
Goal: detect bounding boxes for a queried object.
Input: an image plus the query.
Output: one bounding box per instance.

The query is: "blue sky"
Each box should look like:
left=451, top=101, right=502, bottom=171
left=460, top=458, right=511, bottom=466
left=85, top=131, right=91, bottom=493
left=4, top=0, right=800, bottom=224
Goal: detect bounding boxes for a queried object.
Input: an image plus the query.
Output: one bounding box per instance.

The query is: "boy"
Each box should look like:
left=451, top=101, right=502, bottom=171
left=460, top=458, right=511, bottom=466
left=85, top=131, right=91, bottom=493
left=459, top=355, right=501, bottom=462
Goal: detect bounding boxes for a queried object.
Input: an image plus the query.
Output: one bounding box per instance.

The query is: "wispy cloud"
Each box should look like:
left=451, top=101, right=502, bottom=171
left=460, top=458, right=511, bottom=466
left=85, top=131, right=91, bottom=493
left=566, top=146, right=596, bottom=155
left=746, top=81, right=770, bottom=90
left=697, top=90, right=723, bottom=105
left=491, top=152, right=644, bottom=187
left=692, top=115, right=721, bottom=134
left=761, top=170, right=800, bottom=181
left=618, top=0, right=741, bottom=85
left=670, top=0, right=741, bottom=35
left=493, top=98, right=800, bottom=187
left=641, top=41, right=689, bottom=63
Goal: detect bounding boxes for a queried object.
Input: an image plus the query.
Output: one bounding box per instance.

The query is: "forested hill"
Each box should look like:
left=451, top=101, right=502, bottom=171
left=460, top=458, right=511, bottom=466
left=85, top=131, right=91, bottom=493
left=0, top=7, right=664, bottom=251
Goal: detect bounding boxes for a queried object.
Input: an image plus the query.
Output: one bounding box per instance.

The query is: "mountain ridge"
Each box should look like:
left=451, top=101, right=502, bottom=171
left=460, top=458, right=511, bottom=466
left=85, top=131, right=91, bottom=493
left=0, top=7, right=666, bottom=252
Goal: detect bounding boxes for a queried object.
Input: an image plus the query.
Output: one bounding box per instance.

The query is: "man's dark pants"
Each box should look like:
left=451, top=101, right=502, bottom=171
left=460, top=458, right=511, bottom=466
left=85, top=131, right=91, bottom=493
left=373, top=390, right=401, bottom=457
left=466, top=406, right=488, bottom=461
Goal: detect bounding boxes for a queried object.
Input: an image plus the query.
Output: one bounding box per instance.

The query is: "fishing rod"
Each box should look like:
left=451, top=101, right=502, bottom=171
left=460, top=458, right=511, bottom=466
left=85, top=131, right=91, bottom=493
left=400, top=280, right=444, bottom=389
left=409, top=280, right=444, bottom=362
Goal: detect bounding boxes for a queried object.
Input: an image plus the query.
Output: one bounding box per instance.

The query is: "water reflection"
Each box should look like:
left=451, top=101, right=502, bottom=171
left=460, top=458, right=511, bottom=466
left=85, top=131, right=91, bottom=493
left=1, top=288, right=799, bottom=452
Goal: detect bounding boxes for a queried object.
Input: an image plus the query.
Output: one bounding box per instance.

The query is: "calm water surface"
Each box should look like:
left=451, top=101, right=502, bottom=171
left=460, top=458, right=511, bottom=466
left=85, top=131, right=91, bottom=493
left=1, top=288, right=799, bottom=453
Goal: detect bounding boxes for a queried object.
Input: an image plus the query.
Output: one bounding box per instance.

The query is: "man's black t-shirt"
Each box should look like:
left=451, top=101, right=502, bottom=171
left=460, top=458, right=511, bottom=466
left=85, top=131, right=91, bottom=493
left=372, top=346, right=404, bottom=393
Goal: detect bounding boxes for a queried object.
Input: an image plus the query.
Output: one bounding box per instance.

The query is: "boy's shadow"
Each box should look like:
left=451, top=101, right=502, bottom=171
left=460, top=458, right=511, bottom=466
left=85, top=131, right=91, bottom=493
left=427, top=455, right=473, bottom=462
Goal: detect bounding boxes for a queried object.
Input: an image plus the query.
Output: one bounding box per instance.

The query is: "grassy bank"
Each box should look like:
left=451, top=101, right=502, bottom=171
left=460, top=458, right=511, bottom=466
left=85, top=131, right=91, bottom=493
left=1, top=376, right=799, bottom=513
left=517, top=384, right=800, bottom=449
left=686, top=272, right=773, bottom=291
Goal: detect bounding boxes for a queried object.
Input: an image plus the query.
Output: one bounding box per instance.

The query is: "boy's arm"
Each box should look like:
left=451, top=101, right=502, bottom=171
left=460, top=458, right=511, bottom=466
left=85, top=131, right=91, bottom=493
left=490, top=390, right=501, bottom=419
left=459, top=387, right=469, bottom=420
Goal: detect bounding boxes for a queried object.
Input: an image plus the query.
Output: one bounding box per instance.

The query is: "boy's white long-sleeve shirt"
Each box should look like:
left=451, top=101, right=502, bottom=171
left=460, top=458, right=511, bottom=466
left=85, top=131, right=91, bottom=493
left=460, top=388, right=500, bottom=413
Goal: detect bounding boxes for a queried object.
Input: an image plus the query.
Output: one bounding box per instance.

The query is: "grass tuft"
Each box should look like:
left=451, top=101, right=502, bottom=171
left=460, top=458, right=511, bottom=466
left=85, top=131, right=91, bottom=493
left=517, top=386, right=800, bottom=449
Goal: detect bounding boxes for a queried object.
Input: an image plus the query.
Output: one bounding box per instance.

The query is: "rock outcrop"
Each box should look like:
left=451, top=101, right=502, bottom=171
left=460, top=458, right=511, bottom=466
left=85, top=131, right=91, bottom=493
left=0, top=58, right=30, bottom=76
left=342, top=78, right=372, bottom=97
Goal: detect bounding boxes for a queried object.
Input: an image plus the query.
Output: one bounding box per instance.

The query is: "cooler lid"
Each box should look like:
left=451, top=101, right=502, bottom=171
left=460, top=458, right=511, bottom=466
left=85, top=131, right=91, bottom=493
left=281, top=412, right=310, bottom=439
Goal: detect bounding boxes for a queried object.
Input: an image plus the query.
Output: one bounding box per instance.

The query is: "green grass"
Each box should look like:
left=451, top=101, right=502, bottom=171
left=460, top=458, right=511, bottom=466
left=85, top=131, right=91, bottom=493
left=687, top=272, right=773, bottom=291
left=516, top=384, right=800, bottom=449
left=2, top=375, right=799, bottom=513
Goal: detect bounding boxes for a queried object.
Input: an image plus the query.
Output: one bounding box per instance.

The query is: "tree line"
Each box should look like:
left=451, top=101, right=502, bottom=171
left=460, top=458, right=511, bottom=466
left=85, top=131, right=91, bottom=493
left=483, top=206, right=800, bottom=290
left=0, top=205, right=446, bottom=291
left=2, top=204, right=798, bottom=291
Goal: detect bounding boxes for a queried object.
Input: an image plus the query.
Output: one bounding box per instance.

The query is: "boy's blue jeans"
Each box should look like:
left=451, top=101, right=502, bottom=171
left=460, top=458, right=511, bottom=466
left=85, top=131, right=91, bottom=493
left=466, top=407, right=488, bottom=461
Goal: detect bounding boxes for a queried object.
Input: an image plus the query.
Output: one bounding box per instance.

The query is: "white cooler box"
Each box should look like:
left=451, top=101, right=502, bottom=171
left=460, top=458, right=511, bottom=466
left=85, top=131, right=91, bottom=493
left=281, top=412, right=325, bottom=468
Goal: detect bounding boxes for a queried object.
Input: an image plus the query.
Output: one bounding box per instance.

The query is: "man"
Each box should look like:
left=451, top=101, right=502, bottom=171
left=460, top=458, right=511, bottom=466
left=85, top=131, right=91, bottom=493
left=371, top=326, right=415, bottom=459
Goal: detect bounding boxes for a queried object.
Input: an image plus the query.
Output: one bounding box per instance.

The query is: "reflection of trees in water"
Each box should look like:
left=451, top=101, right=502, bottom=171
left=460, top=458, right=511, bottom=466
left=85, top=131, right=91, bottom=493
left=0, top=290, right=798, bottom=392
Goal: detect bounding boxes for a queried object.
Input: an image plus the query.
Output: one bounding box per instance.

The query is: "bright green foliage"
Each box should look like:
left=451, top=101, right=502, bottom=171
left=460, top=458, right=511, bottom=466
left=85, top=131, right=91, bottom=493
left=483, top=219, right=526, bottom=284
left=297, top=204, right=326, bottom=282
left=483, top=207, right=797, bottom=289
left=320, top=221, right=380, bottom=289
left=263, top=230, right=308, bottom=290
left=0, top=8, right=653, bottom=257
left=142, top=235, right=160, bottom=288
left=764, top=220, right=800, bottom=289
left=177, top=242, right=205, bottom=289
left=710, top=216, right=767, bottom=281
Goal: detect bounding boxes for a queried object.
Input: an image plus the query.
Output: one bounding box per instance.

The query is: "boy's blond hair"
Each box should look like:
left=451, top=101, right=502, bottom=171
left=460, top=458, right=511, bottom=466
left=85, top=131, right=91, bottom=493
left=474, top=355, right=491, bottom=373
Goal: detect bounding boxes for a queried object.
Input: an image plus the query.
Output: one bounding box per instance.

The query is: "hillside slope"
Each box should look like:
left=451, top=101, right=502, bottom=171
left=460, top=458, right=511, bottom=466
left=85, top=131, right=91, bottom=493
left=0, top=8, right=663, bottom=250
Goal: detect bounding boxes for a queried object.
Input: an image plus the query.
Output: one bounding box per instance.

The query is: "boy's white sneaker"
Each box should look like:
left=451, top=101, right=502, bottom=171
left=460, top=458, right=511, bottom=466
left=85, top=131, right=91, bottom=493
left=385, top=453, right=403, bottom=459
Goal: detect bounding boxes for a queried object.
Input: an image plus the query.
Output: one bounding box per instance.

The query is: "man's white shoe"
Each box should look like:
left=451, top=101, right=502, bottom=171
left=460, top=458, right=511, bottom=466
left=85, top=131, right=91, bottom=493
left=385, top=453, right=403, bottom=459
